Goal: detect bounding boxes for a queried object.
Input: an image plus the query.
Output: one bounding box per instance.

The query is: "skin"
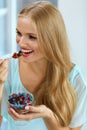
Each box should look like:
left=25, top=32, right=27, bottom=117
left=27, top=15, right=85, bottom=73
left=0, top=59, right=9, bottom=84
left=0, top=59, right=9, bottom=125
left=0, top=17, right=82, bottom=130
left=16, top=17, right=45, bottom=63
left=16, top=17, right=48, bottom=93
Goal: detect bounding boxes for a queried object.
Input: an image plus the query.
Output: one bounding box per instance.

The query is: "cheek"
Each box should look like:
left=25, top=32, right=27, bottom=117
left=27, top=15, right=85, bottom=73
left=33, top=44, right=40, bottom=52
left=35, top=46, right=43, bottom=56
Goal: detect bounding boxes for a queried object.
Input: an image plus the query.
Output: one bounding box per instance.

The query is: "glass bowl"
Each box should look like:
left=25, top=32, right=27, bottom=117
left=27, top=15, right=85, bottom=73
left=8, top=92, right=33, bottom=114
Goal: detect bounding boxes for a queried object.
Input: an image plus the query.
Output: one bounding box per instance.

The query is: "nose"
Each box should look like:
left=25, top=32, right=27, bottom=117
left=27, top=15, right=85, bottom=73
left=17, top=36, right=28, bottom=46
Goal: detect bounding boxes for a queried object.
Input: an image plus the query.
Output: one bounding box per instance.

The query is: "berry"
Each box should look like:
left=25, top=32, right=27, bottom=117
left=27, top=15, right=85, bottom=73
left=8, top=92, right=33, bottom=110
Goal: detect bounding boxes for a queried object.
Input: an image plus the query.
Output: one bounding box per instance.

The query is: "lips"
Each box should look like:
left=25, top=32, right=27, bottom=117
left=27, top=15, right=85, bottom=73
left=21, top=49, right=34, bottom=57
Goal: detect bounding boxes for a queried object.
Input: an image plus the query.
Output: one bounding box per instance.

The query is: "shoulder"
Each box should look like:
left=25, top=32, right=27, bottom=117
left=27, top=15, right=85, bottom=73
left=69, top=65, right=87, bottom=128
left=69, top=64, right=87, bottom=94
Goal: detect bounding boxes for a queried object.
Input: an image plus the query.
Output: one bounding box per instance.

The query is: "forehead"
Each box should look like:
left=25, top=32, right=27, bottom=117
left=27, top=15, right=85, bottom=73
left=17, top=17, right=37, bottom=34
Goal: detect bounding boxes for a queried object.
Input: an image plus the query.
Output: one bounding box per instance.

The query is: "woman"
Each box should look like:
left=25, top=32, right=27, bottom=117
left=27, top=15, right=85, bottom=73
left=0, top=1, right=87, bottom=130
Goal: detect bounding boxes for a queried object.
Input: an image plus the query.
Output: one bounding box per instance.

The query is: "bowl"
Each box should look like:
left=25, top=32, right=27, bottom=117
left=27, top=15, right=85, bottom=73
left=8, top=92, right=33, bottom=114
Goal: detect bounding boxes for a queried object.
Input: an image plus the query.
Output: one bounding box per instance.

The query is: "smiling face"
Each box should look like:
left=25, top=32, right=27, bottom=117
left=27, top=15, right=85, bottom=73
left=16, top=17, right=45, bottom=63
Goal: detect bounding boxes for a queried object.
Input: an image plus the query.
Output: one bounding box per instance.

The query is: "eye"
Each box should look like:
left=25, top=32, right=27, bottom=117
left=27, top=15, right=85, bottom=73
left=16, top=30, right=22, bottom=37
left=29, top=35, right=37, bottom=40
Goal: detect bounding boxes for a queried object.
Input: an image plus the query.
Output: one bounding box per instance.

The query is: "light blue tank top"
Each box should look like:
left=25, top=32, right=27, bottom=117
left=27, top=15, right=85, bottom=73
left=1, top=59, right=87, bottom=130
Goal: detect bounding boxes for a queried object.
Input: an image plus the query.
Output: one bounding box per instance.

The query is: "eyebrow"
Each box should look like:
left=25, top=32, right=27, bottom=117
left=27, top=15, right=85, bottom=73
left=16, top=28, right=37, bottom=36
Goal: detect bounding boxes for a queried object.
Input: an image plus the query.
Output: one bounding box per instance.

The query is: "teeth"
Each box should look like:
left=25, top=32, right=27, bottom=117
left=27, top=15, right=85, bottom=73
left=21, top=49, right=33, bottom=53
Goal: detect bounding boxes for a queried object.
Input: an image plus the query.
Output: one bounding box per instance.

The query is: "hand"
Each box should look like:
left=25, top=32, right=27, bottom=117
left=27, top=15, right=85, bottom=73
left=8, top=105, right=83, bottom=130
left=8, top=105, right=53, bottom=121
left=0, top=59, right=9, bottom=84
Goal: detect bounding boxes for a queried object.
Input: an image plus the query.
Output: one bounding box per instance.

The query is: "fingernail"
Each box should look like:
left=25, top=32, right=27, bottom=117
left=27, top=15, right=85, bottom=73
left=0, top=58, right=3, bottom=60
left=25, top=106, right=29, bottom=110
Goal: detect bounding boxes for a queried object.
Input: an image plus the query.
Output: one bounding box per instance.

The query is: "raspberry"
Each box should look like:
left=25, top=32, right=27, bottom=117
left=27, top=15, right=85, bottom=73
left=8, top=92, right=33, bottom=114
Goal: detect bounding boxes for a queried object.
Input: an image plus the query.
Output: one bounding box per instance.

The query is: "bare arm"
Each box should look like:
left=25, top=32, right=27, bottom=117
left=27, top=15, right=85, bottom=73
left=0, top=83, right=4, bottom=125
left=0, top=59, right=9, bottom=125
left=0, top=115, right=2, bottom=126
left=8, top=105, right=82, bottom=130
left=44, top=111, right=82, bottom=130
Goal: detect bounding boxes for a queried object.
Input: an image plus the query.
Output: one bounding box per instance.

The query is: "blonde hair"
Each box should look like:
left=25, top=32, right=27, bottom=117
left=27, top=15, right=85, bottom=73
left=19, top=1, right=77, bottom=126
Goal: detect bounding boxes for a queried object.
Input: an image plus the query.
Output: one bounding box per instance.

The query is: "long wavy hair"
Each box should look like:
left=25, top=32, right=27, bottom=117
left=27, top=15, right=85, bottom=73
left=19, top=1, right=77, bottom=126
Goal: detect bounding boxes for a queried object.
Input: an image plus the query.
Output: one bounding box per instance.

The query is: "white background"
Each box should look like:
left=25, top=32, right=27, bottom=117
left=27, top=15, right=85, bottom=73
left=58, top=0, right=87, bottom=78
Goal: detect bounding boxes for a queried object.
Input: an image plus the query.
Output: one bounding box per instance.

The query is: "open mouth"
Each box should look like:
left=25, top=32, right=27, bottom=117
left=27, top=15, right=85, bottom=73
left=21, top=49, right=34, bottom=57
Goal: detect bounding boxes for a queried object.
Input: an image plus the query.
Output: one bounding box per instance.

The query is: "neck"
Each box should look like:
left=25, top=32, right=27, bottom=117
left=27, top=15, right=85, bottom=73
left=20, top=58, right=48, bottom=76
left=19, top=58, right=48, bottom=93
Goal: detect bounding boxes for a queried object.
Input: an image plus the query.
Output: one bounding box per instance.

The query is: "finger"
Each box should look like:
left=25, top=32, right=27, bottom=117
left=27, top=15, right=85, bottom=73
left=0, top=59, right=4, bottom=64
left=0, top=59, right=9, bottom=66
left=8, top=108, right=20, bottom=119
left=0, top=59, right=9, bottom=72
left=0, top=67, right=8, bottom=75
left=8, top=108, right=19, bottom=120
left=8, top=107, right=32, bottom=120
left=29, top=105, right=45, bottom=113
left=0, top=68, right=8, bottom=83
left=2, top=59, right=9, bottom=67
left=8, top=107, right=44, bottom=121
left=29, top=105, right=53, bottom=119
left=8, top=107, right=27, bottom=121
